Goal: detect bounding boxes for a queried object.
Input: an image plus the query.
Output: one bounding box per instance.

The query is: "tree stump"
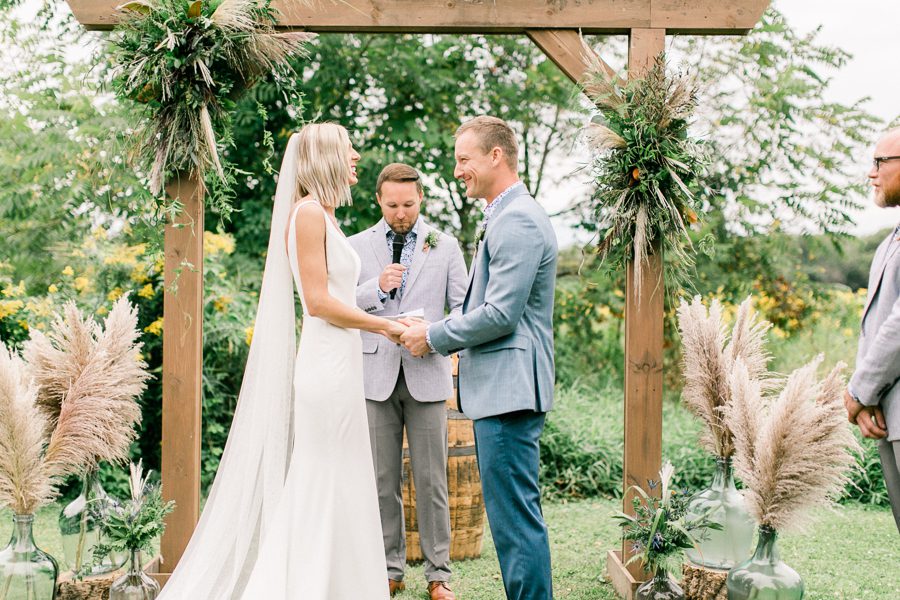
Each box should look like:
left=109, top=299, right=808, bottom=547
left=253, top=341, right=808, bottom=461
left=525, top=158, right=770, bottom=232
left=682, top=563, right=728, bottom=600
left=56, top=569, right=122, bottom=600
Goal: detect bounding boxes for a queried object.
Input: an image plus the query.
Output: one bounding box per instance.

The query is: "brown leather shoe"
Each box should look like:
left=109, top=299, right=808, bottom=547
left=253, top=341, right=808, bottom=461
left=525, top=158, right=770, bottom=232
left=427, top=581, right=456, bottom=600
left=388, top=579, right=406, bottom=596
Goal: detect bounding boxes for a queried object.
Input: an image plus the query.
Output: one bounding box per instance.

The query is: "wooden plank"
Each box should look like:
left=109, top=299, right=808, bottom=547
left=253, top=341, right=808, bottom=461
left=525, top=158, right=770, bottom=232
left=619, top=25, right=666, bottom=588
left=652, top=0, right=770, bottom=34
left=606, top=550, right=640, bottom=600
left=160, top=173, right=204, bottom=575
left=526, top=30, right=617, bottom=86
left=65, top=0, right=767, bottom=33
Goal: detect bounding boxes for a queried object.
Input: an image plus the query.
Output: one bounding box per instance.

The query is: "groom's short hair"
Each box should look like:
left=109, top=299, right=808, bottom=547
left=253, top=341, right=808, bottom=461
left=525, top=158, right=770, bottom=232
left=455, top=116, right=518, bottom=170
left=376, top=163, right=423, bottom=196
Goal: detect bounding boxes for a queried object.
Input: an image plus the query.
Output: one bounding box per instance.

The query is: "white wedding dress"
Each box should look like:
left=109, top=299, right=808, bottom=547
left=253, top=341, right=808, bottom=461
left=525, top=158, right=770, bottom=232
left=157, top=133, right=388, bottom=600
left=239, top=200, right=389, bottom=598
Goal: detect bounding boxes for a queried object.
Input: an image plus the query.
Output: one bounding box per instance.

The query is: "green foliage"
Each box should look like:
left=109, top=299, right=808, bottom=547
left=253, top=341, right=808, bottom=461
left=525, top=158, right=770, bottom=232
left=583, top=56, right=707, bottom=292
left=91, top=464, right=174, bottom=561
left=0, top=8, right=161, bottom=285
left=612, top=462, right=720, bottom=575
left=225, top=33, right=584, bottom=257
left=108, top=0, right=312, bottom=215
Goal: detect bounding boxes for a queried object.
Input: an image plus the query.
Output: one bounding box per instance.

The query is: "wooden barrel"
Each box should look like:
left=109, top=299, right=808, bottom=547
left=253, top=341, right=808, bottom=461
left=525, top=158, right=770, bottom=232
left=401, top=355, right=485, bottom=561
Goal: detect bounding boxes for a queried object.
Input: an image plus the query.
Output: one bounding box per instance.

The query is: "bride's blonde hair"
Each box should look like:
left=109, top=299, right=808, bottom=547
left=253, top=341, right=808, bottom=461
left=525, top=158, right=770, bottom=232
left=293, top=123, right=354, bottom=208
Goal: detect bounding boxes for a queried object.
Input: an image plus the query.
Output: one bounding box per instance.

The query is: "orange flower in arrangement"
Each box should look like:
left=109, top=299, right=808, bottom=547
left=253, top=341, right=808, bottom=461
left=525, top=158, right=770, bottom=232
left=684, top=207, right=698, bottom=224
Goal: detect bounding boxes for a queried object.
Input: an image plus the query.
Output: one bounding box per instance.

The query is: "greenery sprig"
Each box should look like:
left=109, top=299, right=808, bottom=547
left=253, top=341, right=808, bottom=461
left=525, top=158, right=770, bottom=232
left=583, top=54, right=707, bottom=298
left=108, top=0, right=315, bottom=218
left=91, top=461, right=175, bottom=563
left=612, top=462, right=719, bottom=575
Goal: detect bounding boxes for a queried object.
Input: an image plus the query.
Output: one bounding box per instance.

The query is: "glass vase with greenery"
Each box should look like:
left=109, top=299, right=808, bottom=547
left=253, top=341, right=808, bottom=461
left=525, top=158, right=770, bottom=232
left=93, top=462, right=175, bottom=600
left=613, top=462, right=719, bottom=600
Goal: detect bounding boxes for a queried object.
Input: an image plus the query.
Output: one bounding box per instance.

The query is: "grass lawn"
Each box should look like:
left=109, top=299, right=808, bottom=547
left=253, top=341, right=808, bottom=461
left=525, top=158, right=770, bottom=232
left=395, top=499, right=898, bottom=600
left=1, top=500, right=895, bottom=599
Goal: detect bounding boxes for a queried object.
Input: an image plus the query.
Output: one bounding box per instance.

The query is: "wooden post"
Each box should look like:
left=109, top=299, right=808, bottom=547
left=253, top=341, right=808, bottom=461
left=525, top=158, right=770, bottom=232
left=605, top=27, right=666, bottom=599
left=159, top=174, right=204, bottom=578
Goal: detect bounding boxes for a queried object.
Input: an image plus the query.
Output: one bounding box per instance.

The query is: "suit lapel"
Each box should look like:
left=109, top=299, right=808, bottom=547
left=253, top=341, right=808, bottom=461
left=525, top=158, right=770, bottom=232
left=863, top=233, right=898, bottom=320
left=462, top=185, right=530, bottom=306
left=369, top=219, right=391, bottom=269
left=401, top=220, right=432, bottom=297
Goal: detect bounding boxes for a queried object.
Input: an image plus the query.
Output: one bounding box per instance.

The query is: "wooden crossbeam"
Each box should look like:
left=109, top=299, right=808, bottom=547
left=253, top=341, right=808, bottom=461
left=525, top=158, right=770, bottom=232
left=67, top=0, right=768, bottom=34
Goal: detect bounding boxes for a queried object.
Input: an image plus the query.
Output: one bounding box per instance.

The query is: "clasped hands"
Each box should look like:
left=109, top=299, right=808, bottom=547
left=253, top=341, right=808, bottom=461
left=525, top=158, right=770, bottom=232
left=843, top=389, right=888, bottom=439
left=381, top=317, right=431, bottom=357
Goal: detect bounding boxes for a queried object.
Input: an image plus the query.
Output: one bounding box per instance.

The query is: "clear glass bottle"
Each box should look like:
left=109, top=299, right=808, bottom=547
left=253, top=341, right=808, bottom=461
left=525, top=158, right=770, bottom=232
left=684, top=457, right=755, bottom=569
left=0, top=514, right=59, bottom=600
left=59, top=470, right=126, bottom=575
left=109, top=549, right=160, bottom=600
left=635, top=567, right=684, bottom=600
left=726, top=525, right=804, bottom=600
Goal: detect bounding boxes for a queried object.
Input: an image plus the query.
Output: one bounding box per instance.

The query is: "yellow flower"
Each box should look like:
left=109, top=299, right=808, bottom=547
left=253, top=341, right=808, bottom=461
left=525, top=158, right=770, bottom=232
left=130, top=265, right=149, bottom=284
left=48, top=284, right=59, bottom=293
left=2, top=280, right=25, bottom=298
left=204, top=232, right=236, bottom=257
left=138, top=284, right=155, bottom=299
left=104, top=244, right=146, bottom=267
left=96, top=306, right=109, bottom=316
left=0, top=300, right=24, bottom=319
left=108, top=287, right=124, bottom=302
left=144, top=317, right=164, bottom=336
left=92, top=227, right=108, bottom=240
left=213, top=295, right=232, bottom=312
left=74, top=276, right=92, bottom=293
left=62, top=265, right=75, bottom=277
left=843, top=328, right=855, bottom=338
left=17, top=319, right=28, bottom=331
left=244, top=325, right=254, bottom=346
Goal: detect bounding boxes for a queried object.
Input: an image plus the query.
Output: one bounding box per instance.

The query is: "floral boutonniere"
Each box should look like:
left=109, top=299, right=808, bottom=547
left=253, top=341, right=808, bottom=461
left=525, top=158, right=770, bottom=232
left=423, top=231, right=439, bottom=252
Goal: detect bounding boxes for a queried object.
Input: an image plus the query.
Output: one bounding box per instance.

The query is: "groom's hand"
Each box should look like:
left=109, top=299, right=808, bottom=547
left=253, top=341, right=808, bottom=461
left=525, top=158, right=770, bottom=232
left=400, top=320, right=431, bottom=357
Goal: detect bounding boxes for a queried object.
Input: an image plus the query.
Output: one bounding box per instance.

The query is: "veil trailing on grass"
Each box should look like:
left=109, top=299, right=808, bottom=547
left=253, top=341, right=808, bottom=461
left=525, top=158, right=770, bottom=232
left=159, top=134, right=300, bottom=599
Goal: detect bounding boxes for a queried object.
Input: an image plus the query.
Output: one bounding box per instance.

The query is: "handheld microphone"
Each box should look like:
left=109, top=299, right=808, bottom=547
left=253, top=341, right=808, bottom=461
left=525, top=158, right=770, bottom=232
left=390, top=233, right=406, bottom=299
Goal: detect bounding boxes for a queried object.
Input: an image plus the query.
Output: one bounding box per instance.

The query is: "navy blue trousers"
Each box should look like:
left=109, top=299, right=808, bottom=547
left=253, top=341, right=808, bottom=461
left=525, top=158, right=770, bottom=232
left=473, top=410, right=552, bottom=600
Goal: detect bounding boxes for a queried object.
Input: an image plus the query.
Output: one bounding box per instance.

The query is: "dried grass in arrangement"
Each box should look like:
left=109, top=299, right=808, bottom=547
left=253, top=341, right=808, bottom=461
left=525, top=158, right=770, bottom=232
left=726, top=356, right=861, bottom=531
left=23, top=296, right=151, bottom=478
left=677, top=295, right=772, bottom=458
left=583, top=54, right=706, bottom=299
left=0, top=344, right=55, bottom=514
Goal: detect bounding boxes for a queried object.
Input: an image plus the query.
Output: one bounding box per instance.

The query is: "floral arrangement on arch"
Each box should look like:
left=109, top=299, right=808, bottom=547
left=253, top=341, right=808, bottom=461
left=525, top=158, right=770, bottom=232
left=583, top=54, right=707, bottom=298
left=109, top=0, right=316, bottom=216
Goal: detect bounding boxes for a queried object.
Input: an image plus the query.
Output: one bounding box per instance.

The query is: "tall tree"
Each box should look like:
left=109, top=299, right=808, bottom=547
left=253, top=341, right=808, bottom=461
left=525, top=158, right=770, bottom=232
left=226, top=33, right=584, bottom=257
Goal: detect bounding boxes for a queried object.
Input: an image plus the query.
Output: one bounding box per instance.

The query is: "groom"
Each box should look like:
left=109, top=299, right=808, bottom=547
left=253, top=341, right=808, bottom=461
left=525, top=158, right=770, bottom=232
left=402, top=116, right=558, bottom=600
left=349, top=163, right=468, bottom=599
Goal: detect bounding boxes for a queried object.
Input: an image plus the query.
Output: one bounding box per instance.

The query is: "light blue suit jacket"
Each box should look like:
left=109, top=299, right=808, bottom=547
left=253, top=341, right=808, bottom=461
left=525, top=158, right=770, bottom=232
left=427, top=186, right=558, bottom=420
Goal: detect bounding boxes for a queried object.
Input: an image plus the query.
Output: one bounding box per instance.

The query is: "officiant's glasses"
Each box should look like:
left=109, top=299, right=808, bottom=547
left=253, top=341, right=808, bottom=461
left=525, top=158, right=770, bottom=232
left=873, top=156, right=900, bottom=171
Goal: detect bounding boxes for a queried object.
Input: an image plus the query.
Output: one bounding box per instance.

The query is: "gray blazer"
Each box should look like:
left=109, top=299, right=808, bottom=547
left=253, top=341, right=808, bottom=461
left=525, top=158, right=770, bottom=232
left=427, top=186, right=558, bottom=421
left=850, top=229, right=900, bottom=442
left=349, top=219, right=468, bottom=402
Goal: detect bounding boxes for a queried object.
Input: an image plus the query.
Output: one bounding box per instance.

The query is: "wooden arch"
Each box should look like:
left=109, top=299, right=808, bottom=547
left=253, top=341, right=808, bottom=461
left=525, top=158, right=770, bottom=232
left=63, top=2, right=770, bottom=596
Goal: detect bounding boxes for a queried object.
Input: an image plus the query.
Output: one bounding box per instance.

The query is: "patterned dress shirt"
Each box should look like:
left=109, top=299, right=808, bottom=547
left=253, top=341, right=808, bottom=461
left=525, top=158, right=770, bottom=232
left=378, top=218, right=420, bottom=301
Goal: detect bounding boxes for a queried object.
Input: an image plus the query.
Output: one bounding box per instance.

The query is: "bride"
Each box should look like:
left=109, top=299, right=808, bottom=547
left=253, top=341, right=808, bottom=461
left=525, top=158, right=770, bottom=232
left=158, top=123, right=404, bottom=599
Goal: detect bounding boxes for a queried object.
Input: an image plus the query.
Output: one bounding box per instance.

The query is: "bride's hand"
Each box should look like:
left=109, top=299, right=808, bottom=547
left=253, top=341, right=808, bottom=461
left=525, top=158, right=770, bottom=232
left=382, top=320, right=407, bottom=344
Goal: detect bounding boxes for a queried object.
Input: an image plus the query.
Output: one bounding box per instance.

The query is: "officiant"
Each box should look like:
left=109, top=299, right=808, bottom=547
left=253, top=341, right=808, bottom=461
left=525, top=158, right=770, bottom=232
left=349, top=163, right=468, bottom=600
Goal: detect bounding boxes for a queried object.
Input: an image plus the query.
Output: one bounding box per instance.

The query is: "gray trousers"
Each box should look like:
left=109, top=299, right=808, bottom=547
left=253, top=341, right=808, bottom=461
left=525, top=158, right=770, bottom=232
left=878, top=439, right=900, bottom=534
left=366, top=369, right=452, bottom=582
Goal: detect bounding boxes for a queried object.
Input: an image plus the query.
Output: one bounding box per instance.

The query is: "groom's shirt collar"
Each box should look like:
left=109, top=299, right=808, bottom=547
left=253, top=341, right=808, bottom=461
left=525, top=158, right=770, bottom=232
left=483, top=181, right=525, bottom=223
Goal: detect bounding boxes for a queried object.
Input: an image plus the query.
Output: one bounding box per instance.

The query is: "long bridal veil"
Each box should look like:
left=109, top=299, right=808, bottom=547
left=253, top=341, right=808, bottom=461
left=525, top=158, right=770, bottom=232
left=159, top=133, right=301, bottom=599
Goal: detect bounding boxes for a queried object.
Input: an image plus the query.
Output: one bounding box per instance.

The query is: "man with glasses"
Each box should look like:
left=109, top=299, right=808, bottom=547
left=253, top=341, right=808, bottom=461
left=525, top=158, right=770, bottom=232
left=845, top=127, right=900, bottom=533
